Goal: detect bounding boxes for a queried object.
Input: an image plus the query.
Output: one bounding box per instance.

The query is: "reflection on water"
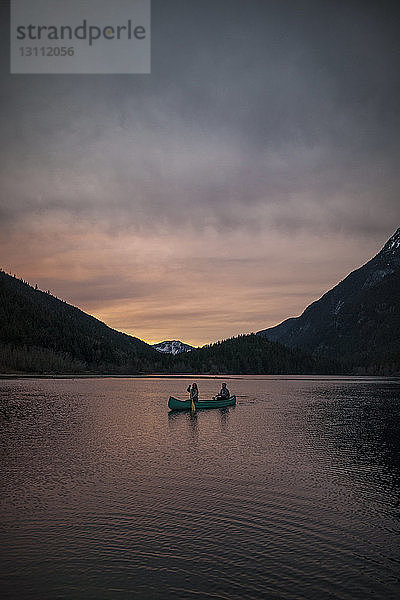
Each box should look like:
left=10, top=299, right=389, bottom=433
left=168, top=406, right=233, bottom=451
left=168, top=405, right=232, bottom=428
left=0, top=376, right=400, bottom=600
left=304, top=383, right=400, bottom=516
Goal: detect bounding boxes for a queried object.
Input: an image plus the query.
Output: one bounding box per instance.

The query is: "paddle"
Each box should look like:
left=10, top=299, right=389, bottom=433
left=188, top=384, right=196, bottom=412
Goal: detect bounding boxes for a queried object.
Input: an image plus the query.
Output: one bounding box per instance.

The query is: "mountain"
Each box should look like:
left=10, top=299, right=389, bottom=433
left=0, top=269, right=336, bottom=375
left=6, top=225, right=398, bottom=377
left=0, top=269, right=170, bottom=374
left=172, top=333, right=341, bottom=375
left=152, top=340, right=194, bottom=355
left=258, top=228, right=400, bottom=374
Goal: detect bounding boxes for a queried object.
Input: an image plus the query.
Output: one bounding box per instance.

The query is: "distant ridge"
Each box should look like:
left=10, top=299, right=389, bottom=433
left=258, top=228, right=400, bottom=374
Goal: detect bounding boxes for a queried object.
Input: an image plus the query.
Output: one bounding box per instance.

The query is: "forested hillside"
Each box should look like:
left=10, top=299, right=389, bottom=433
left=0, top=269, right=170, bottom=374
left=0, top=270, right=336, bottom=375
left=172, top=334, right=342, bottom=375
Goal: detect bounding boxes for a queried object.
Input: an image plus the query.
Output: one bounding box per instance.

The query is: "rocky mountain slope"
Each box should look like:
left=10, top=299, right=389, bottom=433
left=258, top=228, right=400, bottom=373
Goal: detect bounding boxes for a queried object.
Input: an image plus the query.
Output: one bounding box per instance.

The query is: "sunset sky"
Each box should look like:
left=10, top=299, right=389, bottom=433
left=1, top=1, right=400, bottom=346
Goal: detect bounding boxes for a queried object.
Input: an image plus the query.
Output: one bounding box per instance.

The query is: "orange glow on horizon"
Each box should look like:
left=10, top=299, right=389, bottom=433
left=0, top=219, right=382, bottom=348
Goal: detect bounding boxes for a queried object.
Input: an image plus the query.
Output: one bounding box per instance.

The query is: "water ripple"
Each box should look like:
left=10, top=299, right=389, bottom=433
left=1, top=376, right=400, bottom=599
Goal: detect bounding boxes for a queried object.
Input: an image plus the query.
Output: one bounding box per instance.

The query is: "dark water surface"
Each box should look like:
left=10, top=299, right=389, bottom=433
left=1, top=376, right=399, bottom=599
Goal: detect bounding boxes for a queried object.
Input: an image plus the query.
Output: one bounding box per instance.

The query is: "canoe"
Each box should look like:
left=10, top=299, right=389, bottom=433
left=168, top=395, right=236, bottom=411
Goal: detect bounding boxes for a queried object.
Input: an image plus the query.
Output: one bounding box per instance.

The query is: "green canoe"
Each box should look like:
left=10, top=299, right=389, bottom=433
left=168, top=395, right=236, bottom=411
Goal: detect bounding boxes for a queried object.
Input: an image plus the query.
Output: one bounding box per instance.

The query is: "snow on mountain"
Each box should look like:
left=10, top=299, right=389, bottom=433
left=382, top=227, right=400, bottom=255
left=152, top=340, right=194, bottom=355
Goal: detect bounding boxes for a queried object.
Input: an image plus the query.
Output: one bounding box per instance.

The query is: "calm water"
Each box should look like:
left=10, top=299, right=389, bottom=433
left=1, top=375, right=399, bottom=600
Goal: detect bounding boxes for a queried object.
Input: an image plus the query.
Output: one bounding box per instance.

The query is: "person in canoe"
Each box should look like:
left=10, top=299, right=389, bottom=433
left=187, top=383, right=199, bottom=402
left=213, top=382, right=230, bottom=400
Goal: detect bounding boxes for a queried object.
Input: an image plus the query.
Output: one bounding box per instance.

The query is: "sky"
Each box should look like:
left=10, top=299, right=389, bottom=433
left=1, top=0, right=400, bottom=346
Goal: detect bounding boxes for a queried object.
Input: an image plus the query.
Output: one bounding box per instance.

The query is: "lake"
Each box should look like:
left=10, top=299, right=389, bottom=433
left=1, top=375, right=399, bottom=599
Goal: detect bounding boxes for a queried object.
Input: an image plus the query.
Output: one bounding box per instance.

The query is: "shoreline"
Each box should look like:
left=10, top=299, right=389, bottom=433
left=1, top=373, right=399, bottom=381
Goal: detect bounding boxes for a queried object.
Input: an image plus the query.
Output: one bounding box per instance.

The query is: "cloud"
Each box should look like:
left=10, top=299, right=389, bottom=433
left=0, top=1, right=399, bottom=343
left=1, top=1, right=400, bottom=238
